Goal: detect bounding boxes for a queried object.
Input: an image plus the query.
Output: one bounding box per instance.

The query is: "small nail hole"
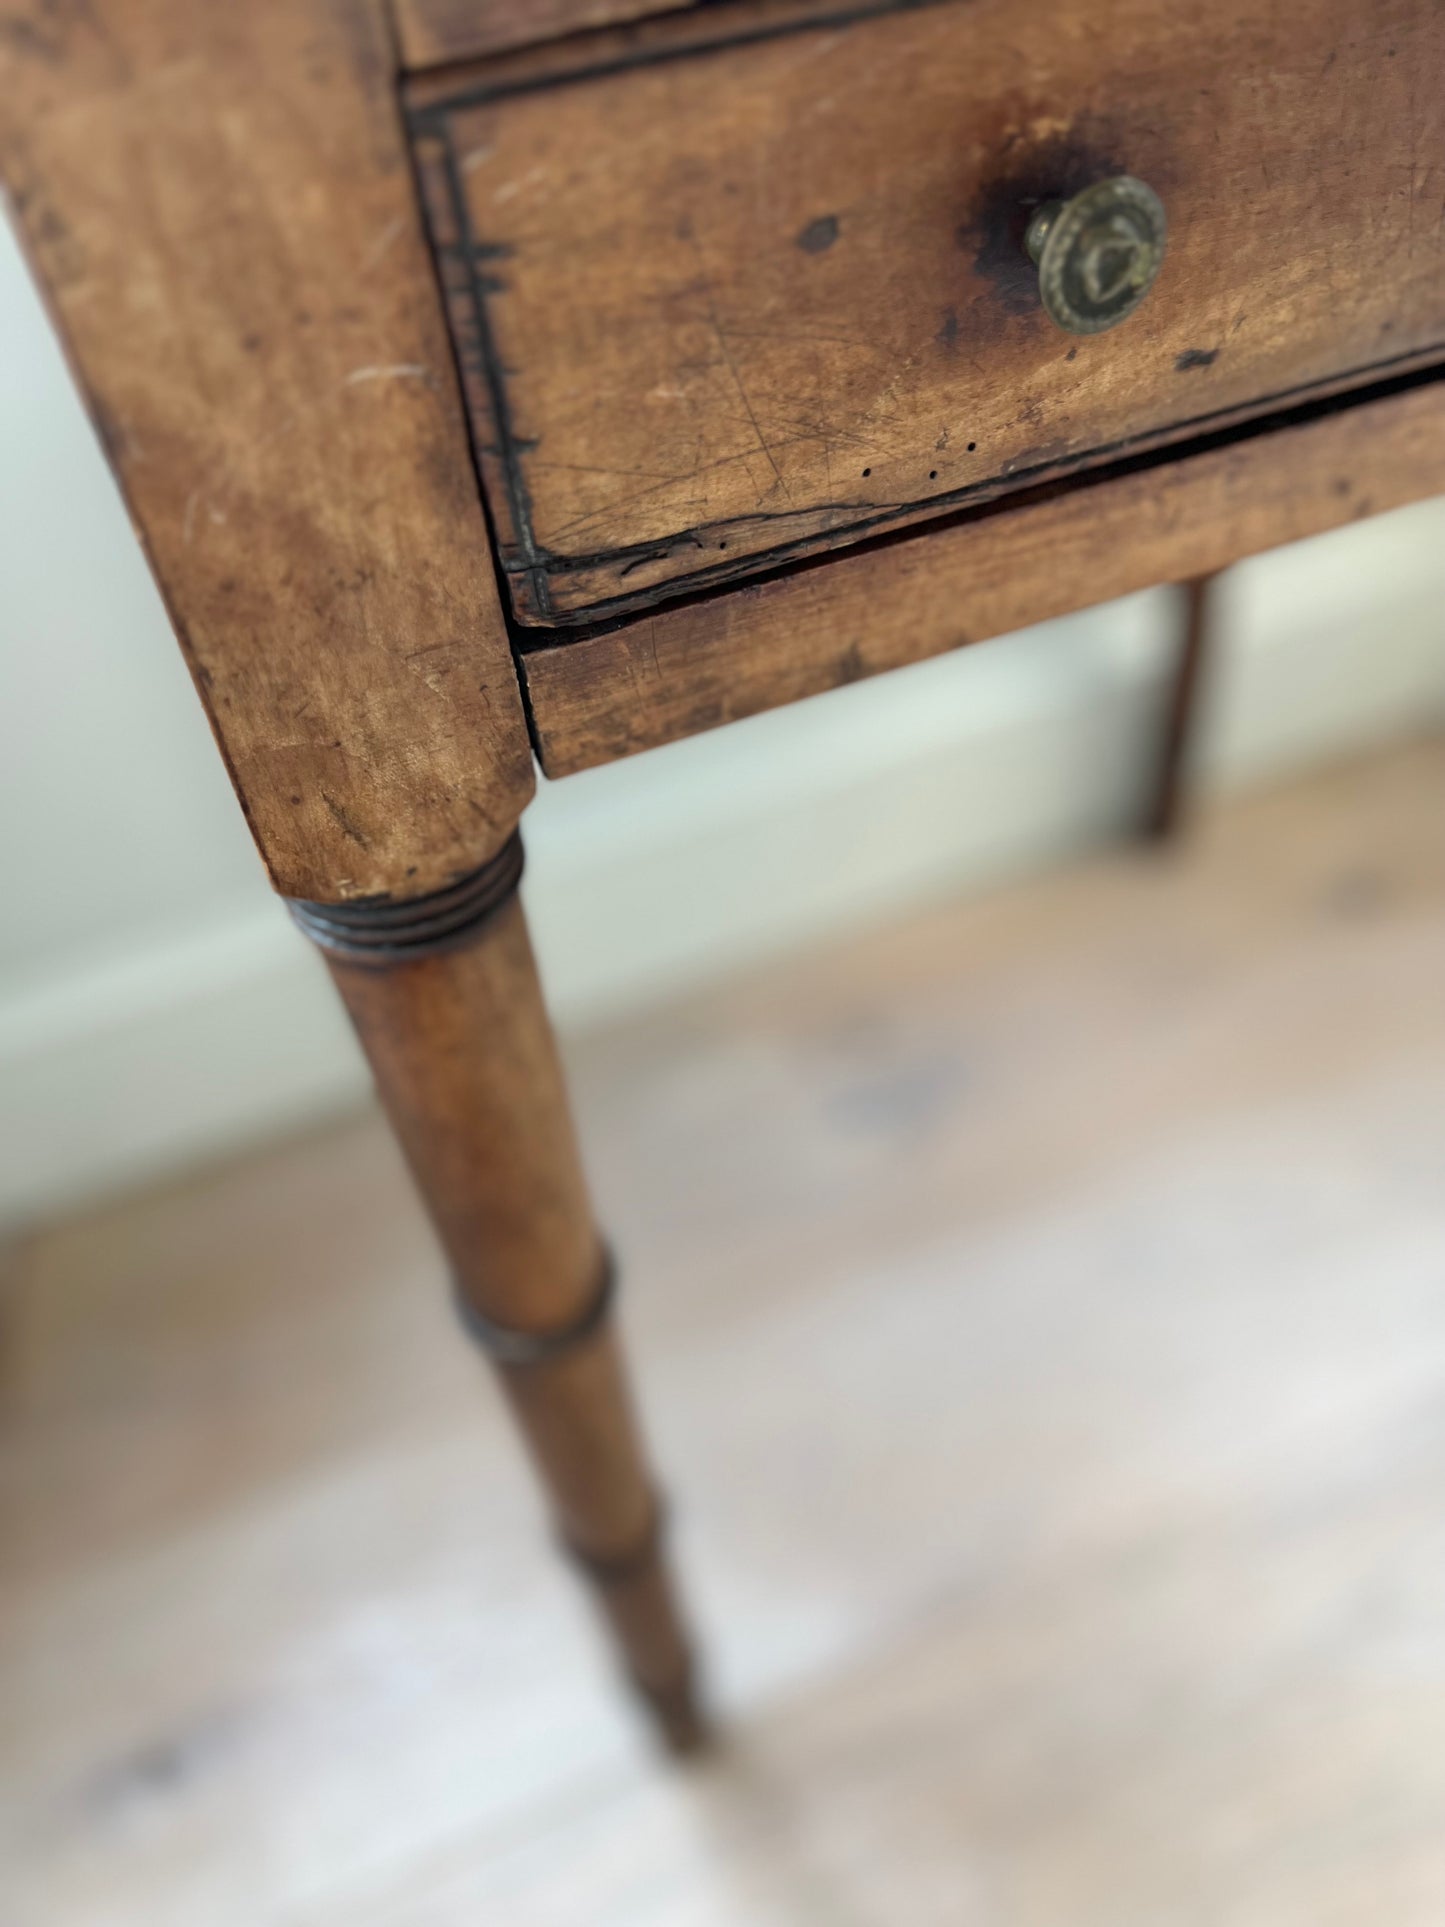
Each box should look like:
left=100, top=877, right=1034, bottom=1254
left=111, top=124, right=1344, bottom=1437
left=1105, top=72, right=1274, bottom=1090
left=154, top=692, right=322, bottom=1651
left=928, top=469, right=938, bottom=479
left=967, top=441, right=977, bottom=452
left=861, top=467, right=871, bottom=477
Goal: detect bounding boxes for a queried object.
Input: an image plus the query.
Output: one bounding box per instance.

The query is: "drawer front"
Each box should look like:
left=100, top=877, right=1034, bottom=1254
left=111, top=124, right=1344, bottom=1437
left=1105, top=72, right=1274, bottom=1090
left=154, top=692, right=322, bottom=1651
left=409, top=0, right=1445, bottom=625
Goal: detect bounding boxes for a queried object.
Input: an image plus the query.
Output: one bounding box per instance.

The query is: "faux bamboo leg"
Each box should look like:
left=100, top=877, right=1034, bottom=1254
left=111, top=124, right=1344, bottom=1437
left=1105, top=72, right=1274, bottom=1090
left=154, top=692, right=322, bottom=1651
left=290, top=837, right=703, bottom=1751
left=1143, top=573, right=1219, bottom=843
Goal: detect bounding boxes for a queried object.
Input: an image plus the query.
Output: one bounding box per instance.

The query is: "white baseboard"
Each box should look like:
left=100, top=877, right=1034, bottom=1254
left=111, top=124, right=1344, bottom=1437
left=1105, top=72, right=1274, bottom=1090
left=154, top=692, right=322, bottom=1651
left=4, top=501, right=1445, bottom=1232
left=0, top=912, right=368, bottom=1230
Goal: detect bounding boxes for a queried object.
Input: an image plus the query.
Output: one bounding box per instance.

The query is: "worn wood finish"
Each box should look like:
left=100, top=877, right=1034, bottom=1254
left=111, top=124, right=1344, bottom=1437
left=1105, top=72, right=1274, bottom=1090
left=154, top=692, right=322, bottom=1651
left=1143, top=573, right=1217, bottom=843
left=314, top=884, right=702, bottom=1747
left=400, top=0, right=891, bottom=100
left=391, top=0, right=704, bottom=67
left=0, top=0, right=534, bottom=902
left=409, top=0, right=1445, bottom=624
left=522, top=376, right=1445, bottom=775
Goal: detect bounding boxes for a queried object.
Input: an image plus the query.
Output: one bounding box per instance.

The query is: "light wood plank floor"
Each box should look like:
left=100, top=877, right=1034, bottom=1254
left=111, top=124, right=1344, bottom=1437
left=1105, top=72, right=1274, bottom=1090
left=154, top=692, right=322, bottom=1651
left=5, top=741, right=1445, bottom=1926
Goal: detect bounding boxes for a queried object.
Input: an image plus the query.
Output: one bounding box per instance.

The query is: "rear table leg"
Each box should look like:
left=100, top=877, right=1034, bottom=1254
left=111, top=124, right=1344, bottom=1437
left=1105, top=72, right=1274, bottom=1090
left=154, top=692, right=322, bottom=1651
left=1143, top=572, right=1219, bottom=843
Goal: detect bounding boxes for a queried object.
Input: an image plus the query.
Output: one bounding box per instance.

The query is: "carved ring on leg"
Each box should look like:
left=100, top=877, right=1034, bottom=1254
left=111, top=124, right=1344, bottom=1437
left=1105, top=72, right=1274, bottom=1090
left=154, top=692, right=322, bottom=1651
left=453, top=1245, right=617, bottom=1365
left=452, top=1247, right=706, bottom=1754
left=286, top=836, right=705, bottom=1752
left=288, top=831, right=525, bottom=962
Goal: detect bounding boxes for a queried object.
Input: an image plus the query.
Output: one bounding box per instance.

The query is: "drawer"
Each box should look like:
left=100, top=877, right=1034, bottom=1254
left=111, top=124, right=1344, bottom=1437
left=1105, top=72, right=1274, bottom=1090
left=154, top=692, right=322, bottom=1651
left=408, top=0, right=1445, bottom=628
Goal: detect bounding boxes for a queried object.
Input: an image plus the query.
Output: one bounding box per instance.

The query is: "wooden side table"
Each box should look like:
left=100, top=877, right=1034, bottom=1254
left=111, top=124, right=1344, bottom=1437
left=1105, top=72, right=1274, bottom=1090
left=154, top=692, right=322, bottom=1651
left=5, top=0, right=1442, bottom=1751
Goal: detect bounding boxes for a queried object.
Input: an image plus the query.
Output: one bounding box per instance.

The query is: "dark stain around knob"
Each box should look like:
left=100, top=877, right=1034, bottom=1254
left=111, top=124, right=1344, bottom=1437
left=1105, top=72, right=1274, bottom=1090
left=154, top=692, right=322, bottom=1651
left=1175, top=347, right=1220, bottom=371
left=797, top=214, right=840, bottom=254
left=960, top=106, right=1144, bottom=329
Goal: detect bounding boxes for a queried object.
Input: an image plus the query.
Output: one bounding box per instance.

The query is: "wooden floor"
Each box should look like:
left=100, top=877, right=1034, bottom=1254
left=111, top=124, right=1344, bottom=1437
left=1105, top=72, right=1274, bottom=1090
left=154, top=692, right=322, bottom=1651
left=6, top=741, right=1445, bottom=1926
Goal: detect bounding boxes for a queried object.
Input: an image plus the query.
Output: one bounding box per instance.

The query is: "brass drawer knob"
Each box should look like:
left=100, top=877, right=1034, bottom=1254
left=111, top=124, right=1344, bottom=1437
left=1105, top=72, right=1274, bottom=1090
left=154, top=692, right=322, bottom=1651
left=1024, top=176, right=1166, bottom=335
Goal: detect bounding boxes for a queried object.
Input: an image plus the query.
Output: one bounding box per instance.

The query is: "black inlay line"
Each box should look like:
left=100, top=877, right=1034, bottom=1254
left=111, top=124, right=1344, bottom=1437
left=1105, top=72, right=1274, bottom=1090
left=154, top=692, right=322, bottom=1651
left=515, top=341, right=1445, bottom=585
left=403, top=0, right=957, bottom=122
left=434, top=121, right=552, bottom=617
left=509, top=354, right=1445, bottom=648
left=398, top=0, right=962, bottom=632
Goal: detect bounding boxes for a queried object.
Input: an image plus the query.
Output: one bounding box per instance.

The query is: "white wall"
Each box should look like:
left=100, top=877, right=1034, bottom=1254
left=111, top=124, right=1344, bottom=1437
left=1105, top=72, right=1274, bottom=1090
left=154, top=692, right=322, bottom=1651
left=4, top=213, right=1445, bottom=1229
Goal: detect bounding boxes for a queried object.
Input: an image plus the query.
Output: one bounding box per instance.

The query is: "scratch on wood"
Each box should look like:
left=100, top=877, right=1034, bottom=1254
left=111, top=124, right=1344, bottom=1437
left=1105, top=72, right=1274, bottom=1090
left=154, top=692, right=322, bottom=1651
left=359, top=216, right=406, bottom=272
left=180, top=486, right=225, bottom=543
left=680, top=225, right=792, bottom=507
left=344, top=363, right=436, bottom=387
left=321, top=790, right=371, bottom=849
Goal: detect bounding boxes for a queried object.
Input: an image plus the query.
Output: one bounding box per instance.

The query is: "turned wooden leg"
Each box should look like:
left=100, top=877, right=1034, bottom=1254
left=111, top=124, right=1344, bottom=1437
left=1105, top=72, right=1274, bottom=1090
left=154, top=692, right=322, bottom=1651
left=1143, top=572, right=1219, bottom=843
left=289, top=836, right=703, bottom=1751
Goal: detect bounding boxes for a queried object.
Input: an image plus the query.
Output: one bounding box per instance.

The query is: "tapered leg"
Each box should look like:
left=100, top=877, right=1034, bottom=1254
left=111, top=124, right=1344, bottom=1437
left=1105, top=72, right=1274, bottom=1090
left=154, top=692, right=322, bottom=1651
left=1143, top=573, right=1219, bottom=843
left=290, top=836, right=703, bottom=1751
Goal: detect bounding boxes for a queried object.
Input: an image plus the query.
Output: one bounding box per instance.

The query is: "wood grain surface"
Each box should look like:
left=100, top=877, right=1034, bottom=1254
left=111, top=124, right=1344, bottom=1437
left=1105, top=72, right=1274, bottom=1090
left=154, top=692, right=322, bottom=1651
left=325, top=899, right=603, bottom=1337
left=0, top=0, right=534, bottom=903
left=323, top=894, right=700, bottom=1736
left=391, top=0, right=703, bottom=68
left=410, top=0, right=1445, bottom=623
left=523, top=376, right=1445, bottom=774
left=7, top=741, right=1445, bottom=1923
